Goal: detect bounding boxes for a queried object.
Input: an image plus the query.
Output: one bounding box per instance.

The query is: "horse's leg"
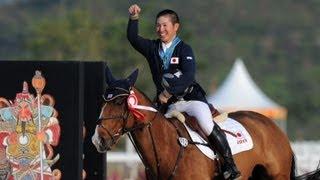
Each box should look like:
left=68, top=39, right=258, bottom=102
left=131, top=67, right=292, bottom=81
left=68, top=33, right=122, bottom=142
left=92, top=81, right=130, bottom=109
left=234, top=151, right=266, bottom=179
left=230, top=116, right=269, bottom=179
left=255, top=121, right=292, bottom=179
left=263, top=146, right=293, bottom=179
left=262, top=127, right=293, bottom=179
left=173, top=146, right=213, bottom=180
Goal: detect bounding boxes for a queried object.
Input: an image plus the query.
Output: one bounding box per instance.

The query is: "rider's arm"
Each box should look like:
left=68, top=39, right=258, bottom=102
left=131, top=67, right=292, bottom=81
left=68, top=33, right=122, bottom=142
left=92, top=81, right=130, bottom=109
left=163, top=45, right=196, bottom=96
left=127, top=19, right=153, bottom=58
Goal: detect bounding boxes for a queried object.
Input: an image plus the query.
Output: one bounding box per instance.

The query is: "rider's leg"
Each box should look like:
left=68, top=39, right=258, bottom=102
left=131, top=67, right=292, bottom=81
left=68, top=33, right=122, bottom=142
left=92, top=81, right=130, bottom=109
left=208, top=123, right=241, bottom=179
left=183, top=101, right=241, bottom=180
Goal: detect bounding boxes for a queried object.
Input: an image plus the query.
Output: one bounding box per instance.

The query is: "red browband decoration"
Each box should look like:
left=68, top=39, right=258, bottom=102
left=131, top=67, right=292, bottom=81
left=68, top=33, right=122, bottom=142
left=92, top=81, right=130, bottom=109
left=127, top=91, right=146, bottom=121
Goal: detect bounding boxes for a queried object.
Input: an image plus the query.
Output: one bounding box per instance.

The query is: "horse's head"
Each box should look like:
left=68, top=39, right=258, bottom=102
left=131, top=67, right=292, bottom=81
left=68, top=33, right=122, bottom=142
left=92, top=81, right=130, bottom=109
left=92, top=66, right=157, bottom=153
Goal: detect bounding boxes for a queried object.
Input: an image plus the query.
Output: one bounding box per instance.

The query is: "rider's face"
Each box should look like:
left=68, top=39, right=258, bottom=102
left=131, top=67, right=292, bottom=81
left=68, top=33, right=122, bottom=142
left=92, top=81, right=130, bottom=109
left=156, top=15, right=179, bottom=44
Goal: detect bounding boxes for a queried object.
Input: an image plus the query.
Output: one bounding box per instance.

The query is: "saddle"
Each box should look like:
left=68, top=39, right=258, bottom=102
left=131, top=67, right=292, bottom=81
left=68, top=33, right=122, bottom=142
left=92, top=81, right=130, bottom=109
left=183, top=105, right=221, bottom=141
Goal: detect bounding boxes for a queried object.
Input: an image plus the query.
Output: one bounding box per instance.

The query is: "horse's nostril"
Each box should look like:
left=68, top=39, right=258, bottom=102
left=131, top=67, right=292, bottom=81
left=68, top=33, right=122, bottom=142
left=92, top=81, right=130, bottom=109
left=99, top=137, right=112, bottom=151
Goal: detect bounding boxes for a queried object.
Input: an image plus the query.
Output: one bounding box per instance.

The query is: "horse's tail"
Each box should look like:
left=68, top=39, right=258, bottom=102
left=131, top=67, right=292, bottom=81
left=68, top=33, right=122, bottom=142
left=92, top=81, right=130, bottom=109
left=294, top=157, right=320, bottom=180
left=290, top=154, right=296, bottom=180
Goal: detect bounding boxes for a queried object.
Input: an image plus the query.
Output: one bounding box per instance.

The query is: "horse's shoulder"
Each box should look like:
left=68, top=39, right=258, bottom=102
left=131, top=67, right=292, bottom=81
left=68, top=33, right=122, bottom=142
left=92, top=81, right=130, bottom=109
left=166, top=117, right=186, bottom=131
left=165, top=113, right=208, bottom=141
left=162, top=115, right=192, bottom=138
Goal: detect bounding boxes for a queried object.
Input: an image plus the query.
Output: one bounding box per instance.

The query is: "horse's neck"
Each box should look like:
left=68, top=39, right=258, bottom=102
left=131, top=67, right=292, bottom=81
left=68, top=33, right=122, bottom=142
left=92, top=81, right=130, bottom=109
left=132, top=114, right=177, bottom=176
left=131, top=88, right=179, bottom=175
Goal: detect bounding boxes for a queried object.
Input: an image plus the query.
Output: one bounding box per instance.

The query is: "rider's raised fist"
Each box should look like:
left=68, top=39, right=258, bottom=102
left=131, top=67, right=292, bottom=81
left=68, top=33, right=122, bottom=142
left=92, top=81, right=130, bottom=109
left=129, top=4, right=141, bottom=20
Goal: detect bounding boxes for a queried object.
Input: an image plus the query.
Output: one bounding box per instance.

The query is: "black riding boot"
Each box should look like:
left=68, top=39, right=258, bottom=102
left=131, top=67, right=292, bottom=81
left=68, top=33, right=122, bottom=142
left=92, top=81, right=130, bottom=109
left=208, top=124, right=241, bottom=180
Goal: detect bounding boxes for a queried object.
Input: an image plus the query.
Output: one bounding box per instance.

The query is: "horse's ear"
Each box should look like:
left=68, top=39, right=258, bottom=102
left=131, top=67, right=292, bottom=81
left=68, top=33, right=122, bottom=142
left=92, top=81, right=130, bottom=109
left=105, top=66, right=116, bottom=85
left=127, top=69, right=139, bottom=86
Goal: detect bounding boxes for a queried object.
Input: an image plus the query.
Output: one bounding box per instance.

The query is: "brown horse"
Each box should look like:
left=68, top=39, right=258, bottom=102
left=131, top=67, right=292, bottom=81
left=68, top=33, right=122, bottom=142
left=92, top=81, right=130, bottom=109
left=92, top=67, right=315, bottom=180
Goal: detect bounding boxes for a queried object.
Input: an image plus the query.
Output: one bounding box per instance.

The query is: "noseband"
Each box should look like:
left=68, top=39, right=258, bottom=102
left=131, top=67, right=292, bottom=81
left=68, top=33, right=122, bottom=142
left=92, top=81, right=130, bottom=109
left=96, top=102, right=130, bottom=146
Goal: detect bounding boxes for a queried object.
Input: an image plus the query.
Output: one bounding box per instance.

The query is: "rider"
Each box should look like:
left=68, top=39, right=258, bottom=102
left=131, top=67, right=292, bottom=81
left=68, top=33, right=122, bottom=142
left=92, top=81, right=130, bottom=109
left=127, top=4, right=241, bottom=179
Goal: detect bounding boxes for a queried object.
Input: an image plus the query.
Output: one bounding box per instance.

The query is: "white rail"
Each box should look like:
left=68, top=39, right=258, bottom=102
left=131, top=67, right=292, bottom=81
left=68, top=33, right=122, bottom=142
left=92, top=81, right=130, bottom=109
left=106, top=139, right=320, bottom=177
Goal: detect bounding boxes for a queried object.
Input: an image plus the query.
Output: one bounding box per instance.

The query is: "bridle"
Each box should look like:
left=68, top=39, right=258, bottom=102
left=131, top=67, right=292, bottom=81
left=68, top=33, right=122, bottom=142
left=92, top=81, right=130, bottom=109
left=96, top=87, right=158, bottom=149
left=96, top=102, right=131, bottom=147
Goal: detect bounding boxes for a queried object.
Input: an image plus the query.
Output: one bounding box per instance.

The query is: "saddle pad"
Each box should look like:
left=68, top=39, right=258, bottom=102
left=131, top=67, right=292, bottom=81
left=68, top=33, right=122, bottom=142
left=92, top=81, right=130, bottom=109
left=183, top=117, right=253, bottom=160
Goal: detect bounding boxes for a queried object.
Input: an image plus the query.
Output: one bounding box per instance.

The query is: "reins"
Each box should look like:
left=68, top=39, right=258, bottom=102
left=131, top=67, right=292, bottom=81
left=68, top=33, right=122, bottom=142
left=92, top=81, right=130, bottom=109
left=127, top=111, right=160, bottom=179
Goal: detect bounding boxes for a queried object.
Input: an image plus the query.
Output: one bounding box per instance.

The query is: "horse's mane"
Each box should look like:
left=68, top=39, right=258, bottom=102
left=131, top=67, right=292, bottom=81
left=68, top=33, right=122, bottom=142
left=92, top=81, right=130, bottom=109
left=133, top=87, right=154, bottom=104
left=134, top=87, right=150, bottom=98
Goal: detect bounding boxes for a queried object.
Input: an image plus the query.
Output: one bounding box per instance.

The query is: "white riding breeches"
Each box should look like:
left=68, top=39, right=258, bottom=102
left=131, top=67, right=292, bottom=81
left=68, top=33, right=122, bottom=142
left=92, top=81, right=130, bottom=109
left=165, top=100, right=214, bottom=136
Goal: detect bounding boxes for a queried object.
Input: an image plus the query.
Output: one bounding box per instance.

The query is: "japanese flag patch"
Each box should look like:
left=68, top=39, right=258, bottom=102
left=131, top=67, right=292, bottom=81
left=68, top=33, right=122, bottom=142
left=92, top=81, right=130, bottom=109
left=170, top=57, right=179, bottom=64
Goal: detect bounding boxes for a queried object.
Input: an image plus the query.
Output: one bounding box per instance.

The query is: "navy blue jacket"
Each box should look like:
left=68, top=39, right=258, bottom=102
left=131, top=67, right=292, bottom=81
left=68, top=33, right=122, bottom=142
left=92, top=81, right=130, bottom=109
left=127, top=19, right=207, bottom=103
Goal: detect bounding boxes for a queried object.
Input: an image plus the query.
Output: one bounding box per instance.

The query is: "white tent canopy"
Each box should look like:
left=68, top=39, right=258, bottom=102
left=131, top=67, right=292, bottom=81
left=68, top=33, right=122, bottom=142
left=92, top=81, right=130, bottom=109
left=207, top=58, right=287, bottom=120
